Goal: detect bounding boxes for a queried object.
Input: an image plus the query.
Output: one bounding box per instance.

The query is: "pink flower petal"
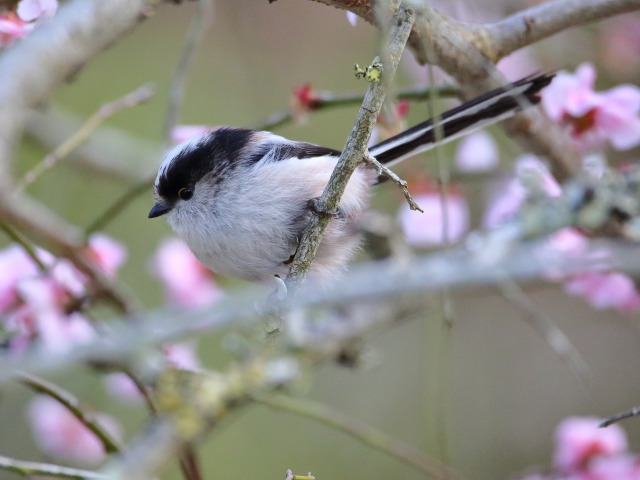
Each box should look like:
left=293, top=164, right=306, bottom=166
left=553, top=417, right=627, bottom=472
left=27, top=395, right=121, bottom=466
left=170, top=125, right=212, bottom=144
left=86, top=234, right=127, bottom=278
left=398, top=192, right=469, bottom=247
left=455, top=130, right=499, bottom=173
left=17, top=0, right=58, bottom=22
left=151, top=238, right=223, bottom=308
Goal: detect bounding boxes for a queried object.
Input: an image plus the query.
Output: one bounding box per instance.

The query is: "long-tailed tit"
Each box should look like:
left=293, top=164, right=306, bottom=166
left=149, top=73, right=554, bottom=284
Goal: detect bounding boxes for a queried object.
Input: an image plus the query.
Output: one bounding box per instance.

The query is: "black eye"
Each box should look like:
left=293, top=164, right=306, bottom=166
left=178, top=187, right=193, bottom=200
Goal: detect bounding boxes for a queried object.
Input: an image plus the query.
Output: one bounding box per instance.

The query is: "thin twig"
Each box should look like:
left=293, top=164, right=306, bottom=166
left=0, top=454, right=105, bottom=480
left=85, top=177, right=154, bottom=237
left=14, top=84, right=155, bottom=195
left=19, top=372, right=122, bottom=454
left=164, top=0, right=213, bottom=142
left=255, top=394, right=462, bottom=480
left=253, top=84, right=458, bottom=131
left=0, top=221, right=47, bottom=271
left=364, top=154, right=422, bottom=212
left=600, top=406, right=640, bottom=428
left=497, top=277, right=590, bottom=380
left=285, top=4, right=415, bottom=292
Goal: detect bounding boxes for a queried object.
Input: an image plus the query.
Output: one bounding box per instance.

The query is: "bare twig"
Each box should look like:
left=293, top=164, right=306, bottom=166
left=164, top=0, right=214, bottom=142
left=85, top=177, right=154, bottom=237
left=285, top=4, right=415, bottom=292
left=600, top=406, right=640, bottom=428
left=364, top=154, right=423, bottom=212
left=15, top=84, right=155, bottom=194
left=487, top=0, right=640, bottom=61
left=497, top=277, right=590, bottom=380
left=26, top=105, right=161, bottom=182
left=253, top=84, right=458, bottom=131
left=255, top=393, right=462, bottom=480
left=0, top=454, right=105, bottom=480
left=19, top=372, right=122, bottom=454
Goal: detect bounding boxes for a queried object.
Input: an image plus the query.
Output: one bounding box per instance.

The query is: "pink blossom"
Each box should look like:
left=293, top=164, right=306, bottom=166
left=162, top=342, right=201, bottom=370
left=85, top=234, right=127, bottom=278
left=483, top=155, right=560, bottom=229
left=588, top=453, right=640, bottom=480
left=0, top=245, right=39, bottom=312
left=564, top=272, right=640, bottom=313
left=554, top=417, right=627, bottom=473
left=152, top=238, right=223, bottom=308
left=170, top=125, right=212, bottom=144
left=17, top=0, right=58, bottom=22
left=541, top=63, right=640, bottom=151
left=398, top=191, right=469, bottom=247
left=104, top=373, right=144, bottom=404
left=0, top=12, right=30, bottom=46
left=105, top=342, right=200, bottom=404
left=27, top=395, right=120, bottom=466
left=16, top=277, right=95, bottom=353
left=455, top=130, right=499, bottom=173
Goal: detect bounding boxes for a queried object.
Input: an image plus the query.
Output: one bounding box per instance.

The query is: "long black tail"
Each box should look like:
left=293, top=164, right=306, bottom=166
left=369, top=73, right=555, bottom=166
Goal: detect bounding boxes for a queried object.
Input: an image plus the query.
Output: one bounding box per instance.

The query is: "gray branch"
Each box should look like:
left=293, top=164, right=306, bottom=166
left=487, top=0, right=640, bottom=61
left=285, top=4, right=415, bottom=291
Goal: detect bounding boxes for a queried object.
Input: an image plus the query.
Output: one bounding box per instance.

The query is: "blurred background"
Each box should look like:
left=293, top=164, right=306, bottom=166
left=2, top=1, right=640, bottom=479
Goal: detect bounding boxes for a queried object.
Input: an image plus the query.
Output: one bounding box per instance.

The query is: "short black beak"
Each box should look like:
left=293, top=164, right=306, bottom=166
left=148, top=203, right=172, bottom=218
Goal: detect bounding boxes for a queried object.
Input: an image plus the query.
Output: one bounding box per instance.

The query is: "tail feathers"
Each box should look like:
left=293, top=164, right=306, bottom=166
left=369, top=73, right=555, bottom=167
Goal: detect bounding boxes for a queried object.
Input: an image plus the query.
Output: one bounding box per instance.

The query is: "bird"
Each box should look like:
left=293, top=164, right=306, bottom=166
left=149, top=73, right=554, bottom=285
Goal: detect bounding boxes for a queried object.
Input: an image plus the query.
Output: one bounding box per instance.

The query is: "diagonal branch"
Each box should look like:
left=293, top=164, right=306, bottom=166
left=285, top=4, right=415, bottom=291
left=0, top=454, right=104, bottom=479
left=487, top=0, right=640, bottom=61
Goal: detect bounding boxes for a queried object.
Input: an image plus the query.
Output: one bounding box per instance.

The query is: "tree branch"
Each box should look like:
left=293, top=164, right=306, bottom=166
left=255, top=393, right=462, bottom=480
left=487, top=0, right=640, bottom=62
left=0, top=454, right=104, bottom=480
left=0, top=0, right=163, bottom=181
left=285, top=4, right=415, bottom=291
left=19, top=373, right=122, bottom=454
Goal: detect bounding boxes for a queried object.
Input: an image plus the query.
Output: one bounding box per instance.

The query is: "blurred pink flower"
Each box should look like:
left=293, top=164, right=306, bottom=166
left=0, top=12, right=29, bottom=46
left=541, top=63, right=640, bottom=151
left=105, top=342, right=200, bottom=404
left=170, top=125, right=212, bottom=144
left=85, top=233, right=127, bottom=278
left=0, top=235, right=122, bottom=355
left=564, top=272, right=640, bottom=313
left=398, top=191, right=469, bottom=247
left=27, top=395, right=120, bottom=466
left=554, top=417, right=627, bottom=472
left=455, top=130, right=499, bottom=173
left=162, top=341, right=201, bottom=370
left=0, top=245, right=39, bottom=312
left=17, top=0, right=58, bottom=22
left=483, top=155, right=560, bottom=229
left=152, top=238, right=223, bottom=308
left=15, top=277, right=95, bottom=353
left=0, top=0, right=57, bottom=47
left=104, top=373, right=143, bottom=404
left=599, top=15, right=640, bottom=75
left=521, top=416, right=640, bottom=480
left=346, top=11, right=358, bottom=26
